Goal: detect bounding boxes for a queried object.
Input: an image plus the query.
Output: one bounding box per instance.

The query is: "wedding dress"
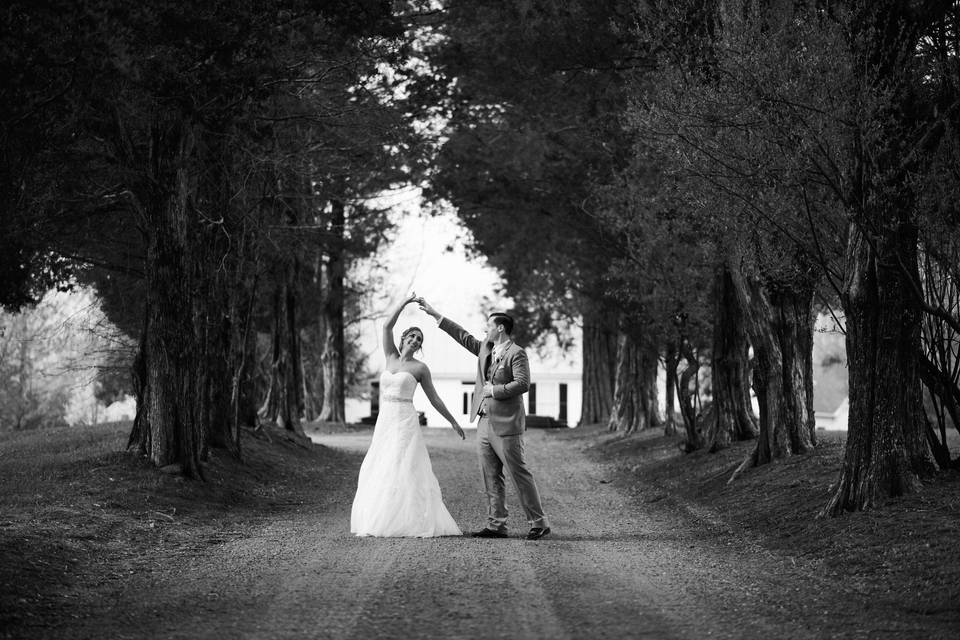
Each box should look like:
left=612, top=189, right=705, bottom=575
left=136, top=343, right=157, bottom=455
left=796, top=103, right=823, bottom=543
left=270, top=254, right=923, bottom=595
left=350, top=370, right=462, bottom=537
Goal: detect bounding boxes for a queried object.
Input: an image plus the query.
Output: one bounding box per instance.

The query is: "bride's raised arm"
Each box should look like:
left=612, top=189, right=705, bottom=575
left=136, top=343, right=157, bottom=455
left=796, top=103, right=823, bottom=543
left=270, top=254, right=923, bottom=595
left=382, top=293, right=417, bottom=361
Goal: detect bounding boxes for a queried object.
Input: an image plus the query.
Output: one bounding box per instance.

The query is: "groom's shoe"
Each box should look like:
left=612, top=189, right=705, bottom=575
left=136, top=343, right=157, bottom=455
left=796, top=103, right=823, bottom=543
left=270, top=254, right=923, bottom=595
left=471, top=528, right=508, bottom=539
left=526, top=527, right=551, bottom=541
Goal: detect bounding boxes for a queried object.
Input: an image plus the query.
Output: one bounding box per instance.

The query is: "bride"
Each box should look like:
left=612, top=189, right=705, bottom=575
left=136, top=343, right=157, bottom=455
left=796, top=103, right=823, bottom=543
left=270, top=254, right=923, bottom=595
left=350, top=293, right=466, bottom=538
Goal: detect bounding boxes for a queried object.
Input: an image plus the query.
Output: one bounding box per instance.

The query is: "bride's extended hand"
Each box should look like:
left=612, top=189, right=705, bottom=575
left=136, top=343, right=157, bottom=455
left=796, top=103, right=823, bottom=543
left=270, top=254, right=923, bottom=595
left=418, top=297, right=439, bottom=319
left=450, top=421, right=465, bottom=440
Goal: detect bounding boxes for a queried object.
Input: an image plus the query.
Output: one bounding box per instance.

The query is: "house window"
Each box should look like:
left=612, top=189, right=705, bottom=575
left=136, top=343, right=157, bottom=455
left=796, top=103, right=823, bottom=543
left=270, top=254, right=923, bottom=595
left=559, top=383, right=568, bottom=424
left=462, top=381, right=473, bottom=416
left=528, top=383, right=537, bottom=414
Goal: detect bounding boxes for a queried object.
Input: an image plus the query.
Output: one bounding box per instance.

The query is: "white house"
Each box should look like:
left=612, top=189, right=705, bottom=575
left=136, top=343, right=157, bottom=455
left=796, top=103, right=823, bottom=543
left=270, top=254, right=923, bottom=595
left=815, top=396, right=849, bottom=431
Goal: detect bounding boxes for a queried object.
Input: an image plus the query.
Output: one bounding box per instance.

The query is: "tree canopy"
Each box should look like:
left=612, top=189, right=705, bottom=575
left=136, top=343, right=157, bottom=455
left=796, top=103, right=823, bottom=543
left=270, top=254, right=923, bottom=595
left=415, top=0, right=960, bottom=513
left=5, top=0, right=960, bottom=517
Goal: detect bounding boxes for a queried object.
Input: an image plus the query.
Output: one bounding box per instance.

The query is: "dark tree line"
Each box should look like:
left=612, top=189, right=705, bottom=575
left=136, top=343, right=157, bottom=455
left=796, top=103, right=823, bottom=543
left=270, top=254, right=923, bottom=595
left=414, top=0, right=960, bottom=515
left=410, top=0, right=650, bottom=430
left=5, top=0, right=960, bottom=516
left=1, top=0, right=419, bottom=476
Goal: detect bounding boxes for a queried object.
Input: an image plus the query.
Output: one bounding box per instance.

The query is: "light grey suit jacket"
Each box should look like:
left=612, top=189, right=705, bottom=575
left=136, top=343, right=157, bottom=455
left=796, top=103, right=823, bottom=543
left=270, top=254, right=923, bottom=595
left=438, top=317, right=530, bottom=436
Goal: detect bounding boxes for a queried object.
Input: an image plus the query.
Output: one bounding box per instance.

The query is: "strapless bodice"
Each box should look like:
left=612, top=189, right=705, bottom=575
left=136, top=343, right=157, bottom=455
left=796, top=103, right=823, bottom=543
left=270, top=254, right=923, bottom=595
left=379, top=369, right=418, bottom=403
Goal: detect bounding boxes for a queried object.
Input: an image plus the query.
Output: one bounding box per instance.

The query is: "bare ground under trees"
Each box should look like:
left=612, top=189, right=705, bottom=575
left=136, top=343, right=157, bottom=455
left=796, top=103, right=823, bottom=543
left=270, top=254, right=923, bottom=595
left=1, top=420, right=958, bottom=639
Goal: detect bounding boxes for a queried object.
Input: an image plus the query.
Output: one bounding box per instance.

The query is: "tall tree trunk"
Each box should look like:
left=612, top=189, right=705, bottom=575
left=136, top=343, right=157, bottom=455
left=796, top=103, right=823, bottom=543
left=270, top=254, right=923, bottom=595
left=641, top=345, right=663, bottom=428
left=608, top=332, right=648, bottom=433
left=205, top=296, right=239, bottom=457
left=203, top=137, right=255, bottom=458
left=823, top=223, right=935, bottom=514
left=709, top=263, right=758, bottom=452
left=127, top=315, right=149, bottom=455
left=318, top=198, right=346, bottom=423
left=641, top=344, right=661, bottom=430
left=129, top=120, right=204, bottom=477
left=918, top=254, right=960, bottom=469
left=301, top=352, right=319, bottom=421
left=771, top=284, right=817, bottom=455
left=215, top=274, right=259, bottom=456
left=581, top=304, right=617, bottom=425
left=230, top=239, right=262, bottom=439
left=300, top=255, right=325, bottom=421
left=12, top=316, right=28, bottom=430
left=609, top=337, right=662, bottom=434
left=259, top=260, right=304, bottom=434
left=195, top=302, right=212, bottom=463
left=234, top=301, right=260, bottom=430
left=727, top=261, right=816, bottom=473
left=677, top=338, right=705, bottom=452
left=918, top=353, right=960, bottom=469
left=664, top=340, right=679, bottom=436
left=822, top=1, right=943, bottom=514
left=286, top=277, right=304, bottom=430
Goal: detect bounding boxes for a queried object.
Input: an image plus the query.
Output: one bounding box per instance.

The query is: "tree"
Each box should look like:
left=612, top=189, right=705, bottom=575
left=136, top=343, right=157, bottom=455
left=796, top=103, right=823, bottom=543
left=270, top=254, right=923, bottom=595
left=0, top=289, right=125, bottom=430
left=708, top=263, right=758, bottom=450
left=621, top=1, right=839, bottom=465
left=1, top=0, right=405, bottom=475
left=414, top=0, right=646, bottom=425
left=823, top=0, right=951, bottom=513
left=607, top=331, right=661, bottom=434
left=0, top=299, right=71, bottom=430
left=0, top=3, right=81, bottom=311
left=593, top=152, right=714, bottom=443
left=626, top=0, right=960, bottom=509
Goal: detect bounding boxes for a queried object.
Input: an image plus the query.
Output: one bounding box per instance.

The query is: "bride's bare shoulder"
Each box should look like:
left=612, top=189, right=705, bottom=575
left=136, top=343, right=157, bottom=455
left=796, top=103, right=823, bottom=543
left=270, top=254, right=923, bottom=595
left=408, top=360, right=431, bottom=379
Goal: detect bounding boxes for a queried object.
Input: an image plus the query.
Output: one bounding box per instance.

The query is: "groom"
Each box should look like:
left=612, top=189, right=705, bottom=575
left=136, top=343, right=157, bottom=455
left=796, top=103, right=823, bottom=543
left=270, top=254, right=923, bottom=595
left=418, top=299, right=550, bottom=541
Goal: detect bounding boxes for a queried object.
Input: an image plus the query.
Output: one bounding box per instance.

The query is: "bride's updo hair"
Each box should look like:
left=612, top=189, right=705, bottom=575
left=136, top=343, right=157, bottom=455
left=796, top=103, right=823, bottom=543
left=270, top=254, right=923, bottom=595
left=401, top=326, right=424, bottom=351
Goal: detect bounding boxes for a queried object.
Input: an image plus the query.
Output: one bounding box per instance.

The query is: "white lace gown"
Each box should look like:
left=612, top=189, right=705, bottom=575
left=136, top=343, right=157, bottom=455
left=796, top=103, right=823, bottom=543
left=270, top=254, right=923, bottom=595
left=350, top=370, right=462, bottom=537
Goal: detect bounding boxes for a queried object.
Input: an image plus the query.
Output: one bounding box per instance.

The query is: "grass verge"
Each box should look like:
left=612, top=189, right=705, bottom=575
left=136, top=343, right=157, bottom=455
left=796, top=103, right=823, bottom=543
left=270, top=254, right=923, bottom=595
left=0, top=420, right=360, bottom=636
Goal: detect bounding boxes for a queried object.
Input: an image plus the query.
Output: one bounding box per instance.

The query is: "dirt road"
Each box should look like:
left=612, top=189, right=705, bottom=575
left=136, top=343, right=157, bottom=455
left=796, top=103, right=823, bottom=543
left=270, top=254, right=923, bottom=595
left=32, top=427, right=929, bottom=639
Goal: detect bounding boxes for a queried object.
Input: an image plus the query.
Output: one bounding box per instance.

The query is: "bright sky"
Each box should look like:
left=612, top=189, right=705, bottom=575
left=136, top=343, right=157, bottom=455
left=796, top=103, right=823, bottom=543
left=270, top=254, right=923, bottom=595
left=354, top=188, right=513, bottom=375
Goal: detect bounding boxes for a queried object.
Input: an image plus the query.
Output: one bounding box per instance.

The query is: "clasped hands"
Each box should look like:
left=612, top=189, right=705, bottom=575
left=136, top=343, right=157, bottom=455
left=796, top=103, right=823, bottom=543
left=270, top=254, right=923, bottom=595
left=413, top=293, right=493, bottom=400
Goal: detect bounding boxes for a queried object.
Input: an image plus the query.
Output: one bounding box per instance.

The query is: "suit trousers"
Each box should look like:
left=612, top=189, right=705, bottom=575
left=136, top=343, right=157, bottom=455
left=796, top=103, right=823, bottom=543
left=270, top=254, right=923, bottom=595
left=476, top=416, right=548, bottom=531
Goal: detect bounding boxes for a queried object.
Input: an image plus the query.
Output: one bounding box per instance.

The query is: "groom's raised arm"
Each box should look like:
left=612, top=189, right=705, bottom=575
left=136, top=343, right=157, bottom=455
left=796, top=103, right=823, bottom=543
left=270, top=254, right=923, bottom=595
left=438, top=316, right=482, bottom=356
left=418, top=298, right=481, bottom=356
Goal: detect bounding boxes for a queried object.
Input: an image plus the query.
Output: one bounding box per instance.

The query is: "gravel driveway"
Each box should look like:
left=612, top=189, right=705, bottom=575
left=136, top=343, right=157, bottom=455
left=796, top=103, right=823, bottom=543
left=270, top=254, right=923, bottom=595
left=27, top=425, right=949, bottom=639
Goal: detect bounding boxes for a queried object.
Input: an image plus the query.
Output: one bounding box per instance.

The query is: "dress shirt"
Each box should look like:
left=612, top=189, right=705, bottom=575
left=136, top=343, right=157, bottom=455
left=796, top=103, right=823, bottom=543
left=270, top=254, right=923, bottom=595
left=492, top=341, right=511, bottom=364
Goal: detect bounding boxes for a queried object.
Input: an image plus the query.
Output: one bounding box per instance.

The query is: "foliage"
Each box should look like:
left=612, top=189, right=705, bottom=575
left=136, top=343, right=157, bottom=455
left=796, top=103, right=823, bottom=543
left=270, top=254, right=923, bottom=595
left=0, top=0, right=421, bottom=469
left=0, top=289, right=125, bottom=430
left=591, top=147, right=714, bottom=349
left=414, top=0, right=643, bottom=345
left=624, top=5, right=850, bottom=307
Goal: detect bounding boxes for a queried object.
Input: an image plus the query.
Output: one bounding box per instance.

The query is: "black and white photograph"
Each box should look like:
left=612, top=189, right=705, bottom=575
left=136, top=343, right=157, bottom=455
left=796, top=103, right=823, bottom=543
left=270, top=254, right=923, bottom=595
left=2, top=1, right=959, bottom=638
